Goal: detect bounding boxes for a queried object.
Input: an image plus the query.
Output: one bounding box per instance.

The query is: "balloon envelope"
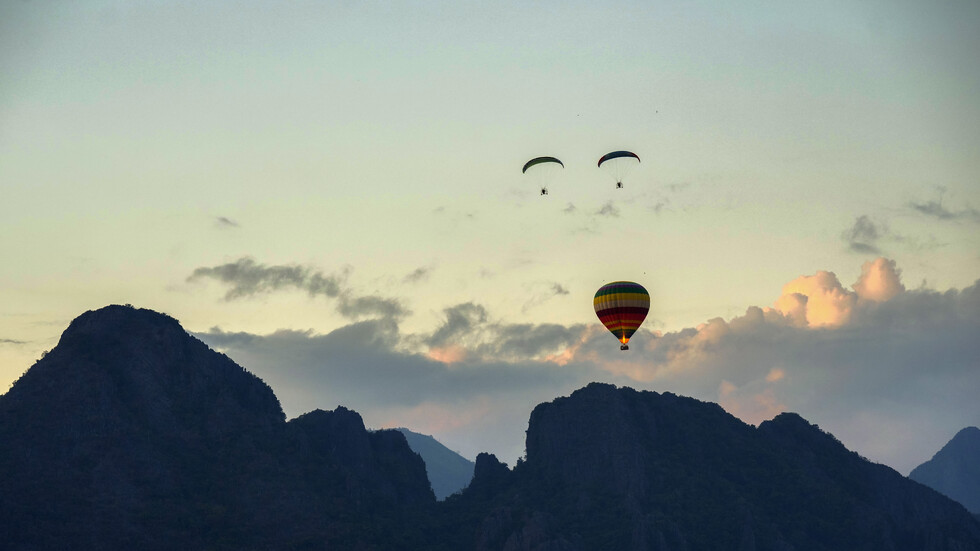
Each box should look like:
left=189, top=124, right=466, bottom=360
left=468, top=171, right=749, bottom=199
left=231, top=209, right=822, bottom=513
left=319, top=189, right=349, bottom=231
left=594, top=281, right=650, bottom=347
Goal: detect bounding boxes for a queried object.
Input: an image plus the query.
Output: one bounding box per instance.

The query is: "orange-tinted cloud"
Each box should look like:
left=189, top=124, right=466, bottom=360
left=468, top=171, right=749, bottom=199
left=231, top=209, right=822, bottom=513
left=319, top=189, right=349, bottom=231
left=718, top=380, right=787, bottom=426
left=769, top=257, right=906, bottom=328
left=196, top=258, right=977, bottom=474
left=427, top=345, right=467, bottom=364
left=852, top=257, right=904, bottom=302
left=765, top=367, right=786, bottom=382
left=774, top=270, right=856, bottom=328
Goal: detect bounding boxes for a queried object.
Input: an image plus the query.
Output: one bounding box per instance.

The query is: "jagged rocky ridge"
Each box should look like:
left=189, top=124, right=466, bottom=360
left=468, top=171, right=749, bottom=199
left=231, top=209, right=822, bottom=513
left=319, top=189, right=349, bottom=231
left=447, top=384, right=980, bottom=550
left=2, top=305, right=979, bottom=550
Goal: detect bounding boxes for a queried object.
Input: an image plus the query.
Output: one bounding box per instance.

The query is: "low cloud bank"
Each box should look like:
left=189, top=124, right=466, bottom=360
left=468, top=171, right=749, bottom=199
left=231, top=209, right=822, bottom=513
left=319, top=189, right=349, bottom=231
left=195, top=257, right=979, bottom=473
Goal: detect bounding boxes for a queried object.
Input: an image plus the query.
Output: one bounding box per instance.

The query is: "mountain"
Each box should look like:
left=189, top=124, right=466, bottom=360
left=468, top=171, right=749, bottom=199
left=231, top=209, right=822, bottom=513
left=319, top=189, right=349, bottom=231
left=0, top=305, right=433, bottom=550
left=395, top=427, right=475, bottom=499
left=442, top=383, right=980, bottom=550
left=910, top=426, right=980, bottom=514
left=3, top=305, right=979, bottom=550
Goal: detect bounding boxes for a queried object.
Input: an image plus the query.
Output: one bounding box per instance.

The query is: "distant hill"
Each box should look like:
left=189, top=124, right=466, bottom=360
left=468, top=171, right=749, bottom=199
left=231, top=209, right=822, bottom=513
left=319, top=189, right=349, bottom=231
left=395, top=427, right=474, bottom=499
left=910, top=426, right=980, bottom=514
left=2, top=305, right=979, bottom=550
left=442, top=383, right=980, bottom=550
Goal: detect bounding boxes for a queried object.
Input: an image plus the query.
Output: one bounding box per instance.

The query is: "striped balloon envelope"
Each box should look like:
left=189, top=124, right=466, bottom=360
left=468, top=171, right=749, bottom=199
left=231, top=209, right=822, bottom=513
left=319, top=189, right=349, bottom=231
left=593, top=281, right=650, bottom=350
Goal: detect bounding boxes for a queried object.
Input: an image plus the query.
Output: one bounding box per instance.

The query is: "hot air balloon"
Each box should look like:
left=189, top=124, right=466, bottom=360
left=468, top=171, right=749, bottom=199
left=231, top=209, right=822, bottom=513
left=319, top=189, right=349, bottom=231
left=594, top=281, right=650, bottom=350
left=597, top=151, right=640, bottom=189
left=523, top=156, right=564, bottom=196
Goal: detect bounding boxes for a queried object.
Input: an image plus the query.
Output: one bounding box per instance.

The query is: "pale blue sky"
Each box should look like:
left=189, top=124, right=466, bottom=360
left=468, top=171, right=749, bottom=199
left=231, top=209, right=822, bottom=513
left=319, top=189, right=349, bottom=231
left=2, top=1, right=978, bottom=472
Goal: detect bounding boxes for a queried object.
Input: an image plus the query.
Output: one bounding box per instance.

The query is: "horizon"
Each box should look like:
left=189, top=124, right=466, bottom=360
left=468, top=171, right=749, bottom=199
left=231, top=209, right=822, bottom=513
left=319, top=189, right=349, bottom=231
left=2, top=1, right=978, bottom=476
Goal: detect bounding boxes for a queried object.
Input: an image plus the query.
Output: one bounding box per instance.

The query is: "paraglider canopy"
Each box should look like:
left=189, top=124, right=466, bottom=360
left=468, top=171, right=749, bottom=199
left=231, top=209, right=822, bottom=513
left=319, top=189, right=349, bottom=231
left=597, top=151, right=640, bottom=167
left=593, top=281, right=650, bottom=350
left=523, top=156, right=564, bottom=196
left=597, top=151, right=640, bottom=188
left=522, top=156, right=564, bottom=173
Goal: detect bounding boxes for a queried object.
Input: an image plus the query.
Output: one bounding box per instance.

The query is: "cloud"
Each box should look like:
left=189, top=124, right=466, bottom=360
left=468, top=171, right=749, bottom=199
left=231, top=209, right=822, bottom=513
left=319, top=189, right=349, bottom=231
left=563, top=203, right=577, bottom=214
left=521, top=282, right=571, bottom=313
left=194, top=257, right=979, bottom=475
left=764, top=367, right=785, bottom=382
left=336, top=295, right=407, bottom=321
left=649, top=199, right=670, bottom=214
left=852, top=257, right=904, bottom=302
left=424, top=303, right=488, bottom=350
left=773, top=270, right=856, bottom=327
left=909, top=200, right=980, bottom=223
left=840, top=216, right=939, bottom=254
left=403, top=266, right=432, bottom=284
left=595, top=201, right=620, bottom=217
left=765, top=257, right=903, bottom=327
left=196, top=313, right=595, bottom=461
left=718, top=378, right=787, bottom=426
left=645, top=181, right=693, bottom=214
left=187, top=257, right=407, bottom=320
left=215, top=216, right=240, bottom=228
left=842, top=215, right=883, bottom=254
left=188, top=257, right=333, bottom=299
left=421, top=302, right=584, bottom=362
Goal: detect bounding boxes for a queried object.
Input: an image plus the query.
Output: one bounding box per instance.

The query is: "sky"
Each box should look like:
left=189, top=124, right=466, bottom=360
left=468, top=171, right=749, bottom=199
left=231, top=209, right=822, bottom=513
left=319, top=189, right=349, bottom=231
left=2, top=1, right=978, bottom=475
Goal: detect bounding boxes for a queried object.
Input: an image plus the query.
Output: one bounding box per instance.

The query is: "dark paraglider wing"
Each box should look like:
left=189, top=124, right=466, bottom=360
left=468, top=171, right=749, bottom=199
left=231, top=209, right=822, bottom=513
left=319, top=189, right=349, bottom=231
left=597, top=151, right=641, bottom=188
left=597, top=151, right=640, bottom=168
left=523, top=156, right=565, bottom=195
left=522, top=156, right=565, bottom=173
left=593, top=281, right=650, bottom=347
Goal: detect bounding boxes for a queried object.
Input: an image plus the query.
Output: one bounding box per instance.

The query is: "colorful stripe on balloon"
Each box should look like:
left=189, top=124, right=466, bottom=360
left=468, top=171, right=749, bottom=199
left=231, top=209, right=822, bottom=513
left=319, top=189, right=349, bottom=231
left=593, top=281, right=650, bottom=344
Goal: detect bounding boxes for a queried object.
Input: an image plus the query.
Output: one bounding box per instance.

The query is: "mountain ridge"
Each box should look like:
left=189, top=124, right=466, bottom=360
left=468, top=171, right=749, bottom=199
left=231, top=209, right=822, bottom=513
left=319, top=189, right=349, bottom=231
left=449, top=382, right=980, bottom=550
left=910, top=426, right=980, bottom=514
left=0, top=305, right=433, bottom=549
left=395, top=427, right=475, bottom=500
left=2, top=305, right=978, bottom=550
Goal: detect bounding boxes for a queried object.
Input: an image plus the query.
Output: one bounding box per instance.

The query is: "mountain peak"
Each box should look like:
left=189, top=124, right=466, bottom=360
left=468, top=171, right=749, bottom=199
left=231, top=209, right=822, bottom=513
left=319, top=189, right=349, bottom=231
left=910, top=426, right=980, bottom=513
left=395, top=428, right=475, bottom=500
left=500, top=384, right=980, bottom=549
left=9, top=303, right=285, bottom=429
left=0, top=305, right=434, bottom=548
left=62, top=303, right=180, bottom=333
left=954, top=426, right=980, bottom=440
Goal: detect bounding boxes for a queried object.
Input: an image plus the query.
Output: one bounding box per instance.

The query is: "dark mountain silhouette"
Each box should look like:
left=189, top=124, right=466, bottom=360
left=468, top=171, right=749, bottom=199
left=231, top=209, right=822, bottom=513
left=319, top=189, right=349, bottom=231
left=0, top=305, right=433, bottom=550
left=395, top=427, right=475, bottom=499
left=2, top=305, right=979, bottom=550
left=441, top=383, right=980, bottom=550
left=910, top=426, right=980, bottom=514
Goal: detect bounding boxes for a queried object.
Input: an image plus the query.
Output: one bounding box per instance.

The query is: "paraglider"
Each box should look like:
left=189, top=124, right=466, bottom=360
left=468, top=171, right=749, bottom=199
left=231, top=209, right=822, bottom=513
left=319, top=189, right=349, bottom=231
left=594, top=281, right=650, bottom=350
left=522, top=156, right=564, bottom=196
left=597, top=151, right=640, bottom=189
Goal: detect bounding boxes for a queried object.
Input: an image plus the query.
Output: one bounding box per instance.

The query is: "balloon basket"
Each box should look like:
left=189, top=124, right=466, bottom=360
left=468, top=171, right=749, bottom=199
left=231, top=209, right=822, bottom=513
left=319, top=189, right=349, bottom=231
left=620, top=344, right=629, bottom=351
